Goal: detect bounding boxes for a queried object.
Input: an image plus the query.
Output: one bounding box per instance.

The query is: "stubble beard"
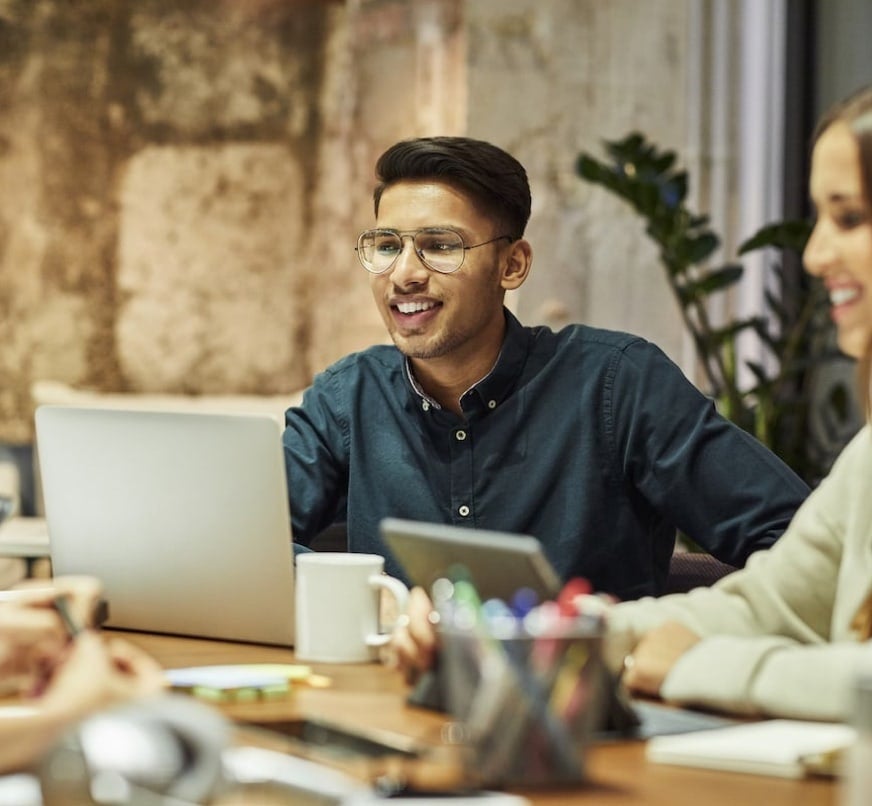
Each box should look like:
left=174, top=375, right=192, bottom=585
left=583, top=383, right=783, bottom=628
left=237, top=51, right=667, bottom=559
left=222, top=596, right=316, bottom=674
left=389, top=326, right=465, bottom=360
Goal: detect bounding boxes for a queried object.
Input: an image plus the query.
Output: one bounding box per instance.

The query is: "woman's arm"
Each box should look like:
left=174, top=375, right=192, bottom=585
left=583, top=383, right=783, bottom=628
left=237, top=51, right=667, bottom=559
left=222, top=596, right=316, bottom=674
left=607, top=428, right=872, bottom=720
left=659, top=632, right=871, bottom=721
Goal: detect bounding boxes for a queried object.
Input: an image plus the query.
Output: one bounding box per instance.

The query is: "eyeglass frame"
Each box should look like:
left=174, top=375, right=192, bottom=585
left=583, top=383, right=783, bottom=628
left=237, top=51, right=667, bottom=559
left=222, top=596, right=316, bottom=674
left=355, top=227, right=514, bottom=275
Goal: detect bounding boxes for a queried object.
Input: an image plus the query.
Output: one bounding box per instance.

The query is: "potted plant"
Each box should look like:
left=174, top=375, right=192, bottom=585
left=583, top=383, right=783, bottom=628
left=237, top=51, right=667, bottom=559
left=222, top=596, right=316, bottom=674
left=576, top=132, right=853, bottom=486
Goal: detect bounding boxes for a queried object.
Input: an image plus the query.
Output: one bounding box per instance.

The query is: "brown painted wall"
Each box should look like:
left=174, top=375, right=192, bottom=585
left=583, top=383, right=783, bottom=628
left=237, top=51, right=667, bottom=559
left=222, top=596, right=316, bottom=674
left=0, top=0, right=696, bottom=445
left=0, top=0, right=346, bottom=442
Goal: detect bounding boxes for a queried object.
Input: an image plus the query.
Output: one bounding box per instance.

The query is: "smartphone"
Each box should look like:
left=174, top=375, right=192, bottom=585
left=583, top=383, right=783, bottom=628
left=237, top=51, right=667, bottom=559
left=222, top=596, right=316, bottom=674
left=243, top=717, right=423, bottom=761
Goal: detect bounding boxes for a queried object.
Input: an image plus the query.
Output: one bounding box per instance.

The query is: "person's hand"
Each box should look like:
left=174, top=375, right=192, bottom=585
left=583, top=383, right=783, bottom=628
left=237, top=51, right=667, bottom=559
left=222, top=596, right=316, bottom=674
left=38, top=632, right=167, bottom=723
left=0, top=576, right=103, bottom=681
left=621, top=620, right=701, bottom=698
left=0, top=633, right=166, bottom=774
left=387, top=586, right=439, bottom=684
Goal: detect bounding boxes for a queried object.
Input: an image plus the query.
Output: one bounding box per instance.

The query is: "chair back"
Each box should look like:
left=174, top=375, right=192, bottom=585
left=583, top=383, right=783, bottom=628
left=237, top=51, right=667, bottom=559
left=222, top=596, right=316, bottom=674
left=665, top=552, right=737, bottom=594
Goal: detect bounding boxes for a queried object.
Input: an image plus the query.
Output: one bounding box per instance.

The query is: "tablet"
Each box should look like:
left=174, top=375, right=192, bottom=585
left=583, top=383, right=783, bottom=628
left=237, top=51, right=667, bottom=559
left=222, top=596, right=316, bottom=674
left=380, top=518, right=562, bottom=601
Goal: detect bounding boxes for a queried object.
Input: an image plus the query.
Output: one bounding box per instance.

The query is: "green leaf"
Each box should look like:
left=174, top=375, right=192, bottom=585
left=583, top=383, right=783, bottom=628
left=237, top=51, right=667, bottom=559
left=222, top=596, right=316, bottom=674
left=685, top=232, right=720, bottom=264
left=763, top=288, right=788, bottom=322
left=576, top=154, right=607, bottom=182
left=703, top=317, right=767, bottom=349
left=738, top=219, right=813, bottom=255
left=744, top=360, right=771, bottom=385
left=688, top=264, right=744, bottom=297
left=659, top=172, right=687, bottom=208
left=652, top=151, right=677, bottom=174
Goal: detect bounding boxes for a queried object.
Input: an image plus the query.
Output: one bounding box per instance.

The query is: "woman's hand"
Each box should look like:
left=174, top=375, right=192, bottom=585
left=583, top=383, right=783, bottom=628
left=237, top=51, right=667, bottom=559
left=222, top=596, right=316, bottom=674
left=621, top=620, right=701, bottom=697
left=0, top=632, right=166, bottom=773
left=39, top=632, right=167, bottom=722
left=0, top=576, right=103, bottom=681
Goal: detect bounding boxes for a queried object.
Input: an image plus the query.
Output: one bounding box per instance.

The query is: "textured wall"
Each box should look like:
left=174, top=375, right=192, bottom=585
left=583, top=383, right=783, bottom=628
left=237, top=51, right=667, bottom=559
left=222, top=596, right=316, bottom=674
left=0, top=0, right=697, bottom=443
left=465, top=0, right=689, bottom=359
left=0, top=0, right=336, bottom=441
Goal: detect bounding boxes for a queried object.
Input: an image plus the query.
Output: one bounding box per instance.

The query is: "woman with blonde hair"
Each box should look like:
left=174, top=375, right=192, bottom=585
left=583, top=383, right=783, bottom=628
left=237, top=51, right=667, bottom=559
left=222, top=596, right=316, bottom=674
left=613, top=82, right=872, bottom=720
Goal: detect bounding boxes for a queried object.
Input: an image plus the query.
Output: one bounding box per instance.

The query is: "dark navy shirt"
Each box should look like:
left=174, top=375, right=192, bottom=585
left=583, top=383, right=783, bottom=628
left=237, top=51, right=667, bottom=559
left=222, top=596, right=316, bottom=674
left=283, top=309, right=809, bottom=600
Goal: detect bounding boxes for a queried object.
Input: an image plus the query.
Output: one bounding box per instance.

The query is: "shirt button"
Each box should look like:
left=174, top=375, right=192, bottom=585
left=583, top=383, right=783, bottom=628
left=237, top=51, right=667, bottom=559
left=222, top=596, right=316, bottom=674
left=422, top=400, right=430, bottom=411
left=487, top=400, right=497, bottom=409
left=455, top=430, right=467, bottom=441
left=458, top=505, right=470, bottom=517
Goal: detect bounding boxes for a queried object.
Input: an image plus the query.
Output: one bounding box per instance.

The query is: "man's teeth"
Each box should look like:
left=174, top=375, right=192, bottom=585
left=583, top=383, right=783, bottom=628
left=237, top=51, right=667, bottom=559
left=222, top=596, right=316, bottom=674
left=396, top=301, right=437, bottom=314
left=830, top=287, right=860, bottom=306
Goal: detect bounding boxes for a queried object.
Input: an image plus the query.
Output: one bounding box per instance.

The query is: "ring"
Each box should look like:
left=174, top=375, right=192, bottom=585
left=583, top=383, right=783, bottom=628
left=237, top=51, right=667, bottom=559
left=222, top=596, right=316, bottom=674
left=623, top=654, right=636, bottom=673
left=427, top=610, right=441, bottom=626
left=395, top=614, right=410, bottom=629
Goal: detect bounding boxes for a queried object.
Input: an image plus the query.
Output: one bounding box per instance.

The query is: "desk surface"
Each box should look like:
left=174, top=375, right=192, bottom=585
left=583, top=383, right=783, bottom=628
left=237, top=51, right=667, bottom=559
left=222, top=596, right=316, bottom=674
left=114, top=630, right=838, bottom=806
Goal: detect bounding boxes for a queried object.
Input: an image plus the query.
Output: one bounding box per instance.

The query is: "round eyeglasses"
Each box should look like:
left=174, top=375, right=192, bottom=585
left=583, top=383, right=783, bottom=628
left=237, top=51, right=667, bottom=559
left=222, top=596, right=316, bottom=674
left=355, top=227, right=512, bottom=275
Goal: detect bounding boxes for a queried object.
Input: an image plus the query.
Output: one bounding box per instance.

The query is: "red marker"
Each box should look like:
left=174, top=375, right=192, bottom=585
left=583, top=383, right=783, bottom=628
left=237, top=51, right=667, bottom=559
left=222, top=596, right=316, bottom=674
left=556, top=577, right=592, bottom=617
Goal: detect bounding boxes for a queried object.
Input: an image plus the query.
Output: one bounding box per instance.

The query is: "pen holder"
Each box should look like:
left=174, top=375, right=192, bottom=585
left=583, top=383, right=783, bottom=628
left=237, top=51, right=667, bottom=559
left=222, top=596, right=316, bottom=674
left=439, top=621, right=605, bottom=789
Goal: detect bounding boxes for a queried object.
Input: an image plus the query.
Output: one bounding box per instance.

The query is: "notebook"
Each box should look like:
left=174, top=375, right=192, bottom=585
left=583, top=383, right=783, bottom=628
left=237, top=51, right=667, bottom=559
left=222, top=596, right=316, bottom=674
left=35, top=405, right=296, bottom=646
left=646, top=719, right=855, bottom=778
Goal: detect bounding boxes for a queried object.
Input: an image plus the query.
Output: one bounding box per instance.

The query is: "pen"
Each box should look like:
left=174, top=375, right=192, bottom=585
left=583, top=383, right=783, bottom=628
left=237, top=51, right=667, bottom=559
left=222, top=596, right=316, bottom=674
left=52, top=594, right=84, bottom=638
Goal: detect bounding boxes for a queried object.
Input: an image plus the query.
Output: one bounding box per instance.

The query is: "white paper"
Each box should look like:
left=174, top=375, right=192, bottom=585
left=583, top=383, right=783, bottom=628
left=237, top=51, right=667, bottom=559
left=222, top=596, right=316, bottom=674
left=646, top=719, right=856, bottom=778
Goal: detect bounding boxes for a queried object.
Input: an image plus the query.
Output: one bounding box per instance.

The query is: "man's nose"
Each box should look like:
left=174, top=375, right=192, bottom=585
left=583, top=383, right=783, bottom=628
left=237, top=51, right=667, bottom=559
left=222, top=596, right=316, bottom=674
left=389, top=235, right=429, bottom=286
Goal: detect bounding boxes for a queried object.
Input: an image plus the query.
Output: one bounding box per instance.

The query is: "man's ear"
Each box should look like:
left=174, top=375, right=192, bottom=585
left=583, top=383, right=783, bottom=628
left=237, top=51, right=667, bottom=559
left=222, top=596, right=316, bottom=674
left=500, top=239, right=533, bottom=291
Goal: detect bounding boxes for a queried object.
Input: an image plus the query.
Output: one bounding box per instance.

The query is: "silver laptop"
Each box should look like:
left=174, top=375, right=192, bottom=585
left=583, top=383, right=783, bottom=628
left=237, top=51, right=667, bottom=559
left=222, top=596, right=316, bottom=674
left=35, top=406, right=296, bottom=646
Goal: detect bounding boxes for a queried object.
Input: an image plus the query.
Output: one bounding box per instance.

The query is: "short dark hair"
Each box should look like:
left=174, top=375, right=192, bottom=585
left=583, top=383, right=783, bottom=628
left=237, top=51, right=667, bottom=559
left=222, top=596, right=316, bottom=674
left=373, top=136, right=532, bottom=240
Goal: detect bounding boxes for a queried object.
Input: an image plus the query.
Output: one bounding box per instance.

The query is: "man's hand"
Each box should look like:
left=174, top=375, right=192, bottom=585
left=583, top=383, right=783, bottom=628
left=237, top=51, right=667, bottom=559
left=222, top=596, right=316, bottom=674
left=387, top=586, right=439, bottom=684
left=621, top=620, right=701, bottom=698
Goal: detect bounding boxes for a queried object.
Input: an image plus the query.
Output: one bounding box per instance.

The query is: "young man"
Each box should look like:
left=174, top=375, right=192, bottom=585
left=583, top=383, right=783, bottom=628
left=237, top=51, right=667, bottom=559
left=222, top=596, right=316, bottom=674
left=282, top=136, right=808, bottom=603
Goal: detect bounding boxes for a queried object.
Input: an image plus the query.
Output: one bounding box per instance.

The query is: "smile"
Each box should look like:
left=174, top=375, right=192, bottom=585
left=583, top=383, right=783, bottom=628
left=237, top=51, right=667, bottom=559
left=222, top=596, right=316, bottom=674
left=829, top=287, right=860, bottom=306
left=394, top=300, right=439, bottom=314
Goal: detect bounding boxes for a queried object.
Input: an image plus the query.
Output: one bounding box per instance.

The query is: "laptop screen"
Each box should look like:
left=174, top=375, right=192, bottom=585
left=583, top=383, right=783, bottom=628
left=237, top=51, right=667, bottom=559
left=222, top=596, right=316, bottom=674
left=35, top=406, right=296, bottom=646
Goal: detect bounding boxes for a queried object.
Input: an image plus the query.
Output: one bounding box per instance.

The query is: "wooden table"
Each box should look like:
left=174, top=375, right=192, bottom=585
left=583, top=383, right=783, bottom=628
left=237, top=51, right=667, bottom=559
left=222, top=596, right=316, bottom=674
left=115, top=630, right=839, bottom=806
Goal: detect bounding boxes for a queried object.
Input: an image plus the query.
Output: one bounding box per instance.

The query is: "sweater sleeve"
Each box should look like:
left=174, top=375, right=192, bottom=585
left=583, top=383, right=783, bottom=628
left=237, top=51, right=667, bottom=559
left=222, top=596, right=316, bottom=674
left=606, top=427, right=872, bottom=719
left=660, top=635, right=872, bottom=721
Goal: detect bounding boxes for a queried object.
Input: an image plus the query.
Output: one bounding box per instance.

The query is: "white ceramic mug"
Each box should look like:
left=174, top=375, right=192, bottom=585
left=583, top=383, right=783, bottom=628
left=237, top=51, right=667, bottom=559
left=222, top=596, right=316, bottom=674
left=294, top=553, right=409, bottom=663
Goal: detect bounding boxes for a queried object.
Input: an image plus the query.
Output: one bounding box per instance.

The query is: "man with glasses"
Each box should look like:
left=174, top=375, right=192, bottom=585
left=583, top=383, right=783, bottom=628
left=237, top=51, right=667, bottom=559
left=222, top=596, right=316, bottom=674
left=282, top=136, right=808, bottom=612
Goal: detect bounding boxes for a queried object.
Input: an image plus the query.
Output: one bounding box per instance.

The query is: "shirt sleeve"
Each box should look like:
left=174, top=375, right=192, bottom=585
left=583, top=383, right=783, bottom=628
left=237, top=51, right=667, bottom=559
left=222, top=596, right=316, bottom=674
left=282, top=369, right=350, bottom=545
left=608, top=339, right=810, bottom=564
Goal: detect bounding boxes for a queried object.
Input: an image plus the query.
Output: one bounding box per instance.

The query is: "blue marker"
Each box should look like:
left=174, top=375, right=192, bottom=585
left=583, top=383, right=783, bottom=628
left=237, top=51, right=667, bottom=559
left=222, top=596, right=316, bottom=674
left=481, top=597, right=518, bottom=639
left=510, top=586, right=539, bottom=620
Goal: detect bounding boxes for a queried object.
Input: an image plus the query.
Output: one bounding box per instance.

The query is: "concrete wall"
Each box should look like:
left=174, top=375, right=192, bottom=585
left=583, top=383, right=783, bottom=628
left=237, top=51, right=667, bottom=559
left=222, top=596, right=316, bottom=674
left=0, top=0, right=702, bottom=442
left=464, top=0, right=689, bottom=354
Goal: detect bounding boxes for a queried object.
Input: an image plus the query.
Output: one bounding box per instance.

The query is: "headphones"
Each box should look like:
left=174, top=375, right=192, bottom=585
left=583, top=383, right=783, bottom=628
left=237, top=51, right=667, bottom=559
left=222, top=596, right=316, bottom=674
left=39, top=694, right=231, bottom=805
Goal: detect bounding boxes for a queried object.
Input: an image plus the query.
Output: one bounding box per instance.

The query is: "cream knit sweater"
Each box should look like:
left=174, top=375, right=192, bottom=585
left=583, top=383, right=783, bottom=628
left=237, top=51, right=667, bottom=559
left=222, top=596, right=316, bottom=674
left=608, top=425, right=872, bottom=721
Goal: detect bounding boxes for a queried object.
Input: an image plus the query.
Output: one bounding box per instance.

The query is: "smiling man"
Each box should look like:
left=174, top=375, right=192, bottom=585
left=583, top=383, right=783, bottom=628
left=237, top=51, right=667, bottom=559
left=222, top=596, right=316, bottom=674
left=282, top=136, right=808, bottom=603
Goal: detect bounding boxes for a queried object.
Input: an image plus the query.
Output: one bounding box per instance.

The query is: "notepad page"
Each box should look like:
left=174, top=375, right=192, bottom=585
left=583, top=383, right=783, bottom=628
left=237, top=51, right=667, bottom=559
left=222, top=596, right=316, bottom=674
left=646, top=719, right=856, bottom=779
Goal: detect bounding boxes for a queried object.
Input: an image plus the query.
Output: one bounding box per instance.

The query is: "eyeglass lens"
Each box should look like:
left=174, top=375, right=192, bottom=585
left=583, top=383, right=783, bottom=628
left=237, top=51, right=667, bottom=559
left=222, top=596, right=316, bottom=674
left=358, top=229, right=465, bottom=274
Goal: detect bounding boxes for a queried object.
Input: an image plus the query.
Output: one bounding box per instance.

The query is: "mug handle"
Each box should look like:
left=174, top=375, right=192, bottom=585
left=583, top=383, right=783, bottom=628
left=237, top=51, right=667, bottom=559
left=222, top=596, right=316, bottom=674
left=365, top=574, right=409, bottom=648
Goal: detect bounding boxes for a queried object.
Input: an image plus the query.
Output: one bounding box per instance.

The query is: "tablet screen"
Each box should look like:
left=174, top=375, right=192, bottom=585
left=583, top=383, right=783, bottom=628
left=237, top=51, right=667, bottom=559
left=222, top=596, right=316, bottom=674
left=380, top=518, right=562, bottom=601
